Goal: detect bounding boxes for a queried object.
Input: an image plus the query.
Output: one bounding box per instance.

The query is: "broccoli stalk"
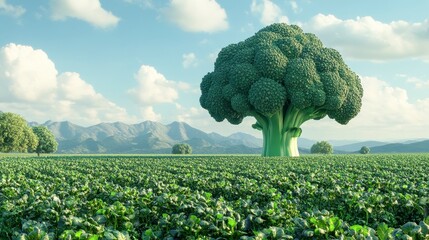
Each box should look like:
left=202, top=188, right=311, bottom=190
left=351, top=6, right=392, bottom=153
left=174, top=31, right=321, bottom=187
left=200, top=23, right=363, bottom=157
left=252, top=106, right=326, bottom=156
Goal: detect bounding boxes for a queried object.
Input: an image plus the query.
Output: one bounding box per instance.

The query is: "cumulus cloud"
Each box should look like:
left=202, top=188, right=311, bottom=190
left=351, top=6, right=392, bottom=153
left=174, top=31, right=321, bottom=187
left=128, top=65, right=192, bottom=121
left=176, top=105, right=203, bottom=123
left=0, top=0, right=25, bottom=17
left=140, top=106, right=161, bottom=121
left=128, top=65, right=179, bottom=104
left=0, top=43, right=135, bottom=125
left=182, top=52, right=198, bottom=68
left=357, top=76, right=421, bottom=126
left=251, top=0, right=289, bottom=26
left=163, top=0, right=228, bottom=32
left=302, top=76, right=429, bottom=140
left=51, top=0, right=120, bottom=28
left=0, top=44, right=57, bottom=102
left=304, top=14, right=429, bottom=60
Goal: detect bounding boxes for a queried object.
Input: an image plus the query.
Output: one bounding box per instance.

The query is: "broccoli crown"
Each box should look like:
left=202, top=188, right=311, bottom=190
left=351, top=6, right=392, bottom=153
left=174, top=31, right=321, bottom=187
left=200, top=23, right=363, bottom=125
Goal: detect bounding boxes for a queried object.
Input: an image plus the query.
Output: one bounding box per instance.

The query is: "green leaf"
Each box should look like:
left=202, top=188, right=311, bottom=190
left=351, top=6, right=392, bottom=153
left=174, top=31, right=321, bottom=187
left=377, top=223, right=393, bottom=240
left=309, top=217, right=317, bottom=224
left=200, top=220, right=210, bottom=228
left=96, top=209, right=106, bottom=215
left=144, top=228, right=153, bottom=237
left=103, top=232, right=116, bottom=240
left=88, top=235, right=99, bottom=240
left=350, top=225, right=363, bottom=232
left=227, top=217, right=237, bottom=228
left=190, top=215, right=198, bottom=222
left=329, top=217, right=341, bottom=232
left=254, top=217, right=264, bottom=224
left=424, top=216, right=429, bottom=225
left=402, top=222, right=418, bottom=234
left=315, top=228, right=326, bottom=235
left=204, top=192, right=212, bottom=200
left=420, top=220, right=429, bottom=235
left=75, top=230, right=84, bottom=238
left=124, top=221, right=133, bottom=230
left=303, top=230, right=314, bottom=237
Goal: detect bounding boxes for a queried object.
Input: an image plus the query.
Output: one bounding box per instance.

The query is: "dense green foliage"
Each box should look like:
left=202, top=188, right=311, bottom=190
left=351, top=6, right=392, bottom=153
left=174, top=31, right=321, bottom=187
left=0, top=112, right=38, bottom=153
left=310, top=141, right=334, bottom=154
left=360, top=146, right=371, bottom=154
left=31, top=126, right=58, bottom=156
left=1, top=154, right=428, bottom=239
left=200, top=23, right=363, bottom=157
left=171, top=143, right=192, bottom=154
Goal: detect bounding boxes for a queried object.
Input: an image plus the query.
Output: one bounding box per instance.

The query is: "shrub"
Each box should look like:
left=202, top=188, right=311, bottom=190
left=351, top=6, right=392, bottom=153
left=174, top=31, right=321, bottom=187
left=172, top=143, right=192, bottom=154
left=311, top=141, right=333, bottom=154
left=360, top=146, right=370, bottom=154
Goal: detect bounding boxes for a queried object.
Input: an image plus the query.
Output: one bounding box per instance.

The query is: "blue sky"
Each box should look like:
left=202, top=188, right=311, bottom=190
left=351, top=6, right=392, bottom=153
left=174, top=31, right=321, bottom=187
left=1, top=0, right=429, bottom=141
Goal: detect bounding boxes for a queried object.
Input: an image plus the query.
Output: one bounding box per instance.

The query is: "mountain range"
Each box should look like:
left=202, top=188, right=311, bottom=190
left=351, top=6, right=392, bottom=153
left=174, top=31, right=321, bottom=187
left=34, top=121, right=265, bottom=154
left=24, top=120, right=429, bottom=154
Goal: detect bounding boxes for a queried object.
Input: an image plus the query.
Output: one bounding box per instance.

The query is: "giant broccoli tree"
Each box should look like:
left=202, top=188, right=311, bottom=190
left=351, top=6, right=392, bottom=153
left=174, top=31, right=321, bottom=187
left=200, top=23, right=363, bottom=157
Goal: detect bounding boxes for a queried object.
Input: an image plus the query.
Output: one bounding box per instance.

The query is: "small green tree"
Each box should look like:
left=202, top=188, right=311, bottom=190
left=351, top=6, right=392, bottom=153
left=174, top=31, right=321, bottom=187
left=32, top=126, right=58, bottom=156
left=172, top=143, right=192, bottom=154
left=0, top=112, right=38, bottom=153
left=311, top=141, right=333, bottom=154
left=360, top=146, right=370, bottom=154
left=23, top=127, right=39, bottom=153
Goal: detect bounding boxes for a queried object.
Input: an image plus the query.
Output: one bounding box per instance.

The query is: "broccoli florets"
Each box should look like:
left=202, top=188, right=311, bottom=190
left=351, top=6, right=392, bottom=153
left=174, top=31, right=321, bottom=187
left=200, top=23, right=363, bottom=157
left=249, top=78, right=286, bottom=116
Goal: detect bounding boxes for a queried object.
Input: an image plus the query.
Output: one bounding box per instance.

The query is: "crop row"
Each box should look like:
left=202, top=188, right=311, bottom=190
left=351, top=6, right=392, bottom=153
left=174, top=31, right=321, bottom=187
left=0, top=154, right=428, bottom=239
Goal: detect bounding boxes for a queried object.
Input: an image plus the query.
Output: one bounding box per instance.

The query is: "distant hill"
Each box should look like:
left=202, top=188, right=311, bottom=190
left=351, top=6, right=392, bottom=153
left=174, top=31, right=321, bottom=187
left=370, top=140, right=429, bottom=153
left=9, top=116, right=429, bottom=154
left=39, top=121, right=264, bottom=154
left=334, top=141, right=390, bottom=152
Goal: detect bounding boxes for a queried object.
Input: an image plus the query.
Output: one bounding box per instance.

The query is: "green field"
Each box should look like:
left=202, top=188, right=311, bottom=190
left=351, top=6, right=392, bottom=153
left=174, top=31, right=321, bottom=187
left=1, top=154, right=429, bottom=239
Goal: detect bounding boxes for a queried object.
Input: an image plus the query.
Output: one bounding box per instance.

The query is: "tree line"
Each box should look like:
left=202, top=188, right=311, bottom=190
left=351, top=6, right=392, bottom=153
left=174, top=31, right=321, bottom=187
left=0, top=112, right=58, bottom=156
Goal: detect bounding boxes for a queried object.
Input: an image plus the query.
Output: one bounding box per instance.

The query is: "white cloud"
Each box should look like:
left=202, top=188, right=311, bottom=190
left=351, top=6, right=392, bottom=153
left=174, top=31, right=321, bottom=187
left=302, top=76, right=429, bottom=141
left=176, top=105, right=202, bottom=123
left=163, top=0, right=228, bottom=32
left=140, top=106, right=161, bottom=121
left=182, top=52, right=198, bottom=68
left=251, top=0, right=289, bottom=26
left=0, top=43, right=135, bottom=125
left=0, top=0, right=25, bottom=17
left=0, top=44, right=57, bottom=102
left=357, top=76, right=421, bottom=126
left=128, top=65, right=179, bottom=104
left=127, top=65, right=194, bottom=122
left=405, top=76, right=429, bottom=89
left=290, top=1, right=300, bottom=13
left=51, top=0, right=120, bottom=28
left=304, top=14, right=429, bottom=60
left=57, top=72, right=99, bottom=101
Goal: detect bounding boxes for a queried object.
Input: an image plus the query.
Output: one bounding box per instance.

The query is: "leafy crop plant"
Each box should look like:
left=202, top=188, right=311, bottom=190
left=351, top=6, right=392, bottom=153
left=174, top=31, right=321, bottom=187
left=200, top=23, right=363, bottom=156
